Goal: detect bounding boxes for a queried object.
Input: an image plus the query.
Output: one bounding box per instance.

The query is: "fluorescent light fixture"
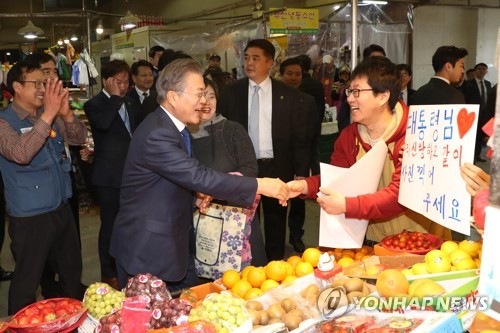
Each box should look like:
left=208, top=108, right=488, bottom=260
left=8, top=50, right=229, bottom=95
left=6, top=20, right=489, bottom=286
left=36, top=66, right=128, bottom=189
left=17, top=20, right=45, bottom=39
left=70, top=35, right=78, bottom=41
left=96, top=20, right=104, bottom=34
left=362, top=0, right=388, bottom=4
left=118, top=11, right=140, bottom=30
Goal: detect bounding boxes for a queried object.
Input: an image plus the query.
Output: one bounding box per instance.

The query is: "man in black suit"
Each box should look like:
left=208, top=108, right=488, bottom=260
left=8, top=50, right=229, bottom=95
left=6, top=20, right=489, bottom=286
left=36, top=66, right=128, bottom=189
left=396, top=64, right=416, bottom=106
left=109, top=58, right=289, bottom=290
left=148, top=45, right=164, bottom=78
left=127, top=60, right=158, bottom=121
left=84, top=60, right=142, bottom=290
left=412, top=45, right=468, bottom=105
left=463, top=63, right=492, bottom=162
left=218, top=39, right=310, bottom=260
left=296, top=54, right=325, bottom=175
left=279, top=57, right=318, bottom=254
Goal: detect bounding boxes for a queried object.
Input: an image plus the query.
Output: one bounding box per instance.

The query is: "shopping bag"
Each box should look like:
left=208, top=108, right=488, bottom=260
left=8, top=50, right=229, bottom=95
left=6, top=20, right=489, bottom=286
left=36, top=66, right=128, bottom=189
left=194, top=196, right=260, bottom=280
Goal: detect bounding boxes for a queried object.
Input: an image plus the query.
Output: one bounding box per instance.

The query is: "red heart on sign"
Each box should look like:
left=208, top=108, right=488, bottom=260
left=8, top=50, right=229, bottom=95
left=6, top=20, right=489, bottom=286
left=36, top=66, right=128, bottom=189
left=457, top=108, right=475, bottom=139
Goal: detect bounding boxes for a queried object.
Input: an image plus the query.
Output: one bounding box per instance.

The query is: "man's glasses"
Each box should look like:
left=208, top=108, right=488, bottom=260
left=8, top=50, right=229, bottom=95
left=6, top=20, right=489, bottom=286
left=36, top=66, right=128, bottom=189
left=345, top=88, right=374, bottom=98
left=20, top=81, right=45, bottom=89
left=177, top=90, right=208, bottom=100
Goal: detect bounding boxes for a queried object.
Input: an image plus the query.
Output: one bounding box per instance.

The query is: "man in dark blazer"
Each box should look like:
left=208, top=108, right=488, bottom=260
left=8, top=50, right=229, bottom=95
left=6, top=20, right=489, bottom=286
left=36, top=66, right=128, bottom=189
left=84, top=60, right=142, bottom=290
left=218, top=39, right=310, bottom=260
left=109, top=58, right=289, bottom=290
left=463, top=63, right=492, bottom=162
left=127, top=60, right=158, bottom=122
left=412, top=45, right=468, bottom=105
left=396, top=64, right=416, bottom=106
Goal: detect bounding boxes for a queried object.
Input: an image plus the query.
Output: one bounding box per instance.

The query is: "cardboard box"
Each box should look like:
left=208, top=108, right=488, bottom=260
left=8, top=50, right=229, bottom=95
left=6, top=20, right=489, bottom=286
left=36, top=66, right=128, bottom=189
left=190, top=282, right=224, bottom=299
left=374, top=243, right=414, bottom=256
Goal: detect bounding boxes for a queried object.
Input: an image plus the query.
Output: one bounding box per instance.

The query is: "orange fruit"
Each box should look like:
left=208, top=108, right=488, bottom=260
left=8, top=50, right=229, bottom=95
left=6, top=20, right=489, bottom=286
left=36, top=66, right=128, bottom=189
left=354, top=252, right=365, bottom=261
left=295, top=261, right=314, bottom=277
left=302, top=248, right=322, bottom=267
left=284, top=262, right=295, bottom=276
left=286, top=255, right=302, bottom=268
left=221, top=269, right=241, bottom=289
left=244, top=287, right=263, bottom=300
left=360, top=246, right=371, bottom=254
left=281, top=275, right=297, bottom=284
left=341, top=250, right=355, bottom=259
left=241, top=265, right=255, bottom=280
left=265, top=261, right=288, bottom=282
left=260, top=279, right=280, bottom=292
left=231, top=279, right=252, bottom=298
left=337, top=257, right=355, bottom=268
left=247, top=267, right=267, bottom=288
left=375, top=269, right=410, bottom=297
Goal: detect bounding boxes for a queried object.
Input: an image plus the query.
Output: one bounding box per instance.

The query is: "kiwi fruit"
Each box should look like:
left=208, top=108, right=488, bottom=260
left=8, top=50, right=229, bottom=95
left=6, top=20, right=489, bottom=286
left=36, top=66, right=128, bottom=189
left=281, top=298, right=296, bottom=312
left=343, top=278, right=364, bottom=293
left=267, top=303, right=286, bottom=319
left=246, top=300, right=264, bottom=311
left=281, top=313, right=302, bottom=330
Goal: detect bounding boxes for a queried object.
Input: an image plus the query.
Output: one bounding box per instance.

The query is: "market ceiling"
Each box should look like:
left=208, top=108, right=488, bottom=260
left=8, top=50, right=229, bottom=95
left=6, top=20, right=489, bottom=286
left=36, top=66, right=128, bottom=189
left=0, top=0, right=498, bottom=51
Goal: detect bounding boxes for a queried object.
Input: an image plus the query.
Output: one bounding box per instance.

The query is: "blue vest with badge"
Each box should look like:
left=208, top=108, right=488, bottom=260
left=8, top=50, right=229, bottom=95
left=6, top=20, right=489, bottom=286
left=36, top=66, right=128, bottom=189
left=0, top=105, right=72, bottom=217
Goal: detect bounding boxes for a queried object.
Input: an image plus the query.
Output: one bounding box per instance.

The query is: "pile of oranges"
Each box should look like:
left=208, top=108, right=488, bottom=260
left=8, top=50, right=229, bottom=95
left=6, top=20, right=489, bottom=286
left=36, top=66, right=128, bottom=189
left=326, top=246, right=374, bottom=268
left=221, top=248, right=323, bottom=300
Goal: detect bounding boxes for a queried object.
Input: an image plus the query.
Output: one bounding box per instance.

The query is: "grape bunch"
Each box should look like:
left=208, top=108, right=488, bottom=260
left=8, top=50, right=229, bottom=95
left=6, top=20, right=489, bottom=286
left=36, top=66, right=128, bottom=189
left=98, top=309, right=123, bottom=333
left=84, top=282, right=126, bottom=319
left=149, top=298, right=192, bottom=329
left=188, top=292, right=250, bottom=333
left=124, top=273, right=171, bottom=307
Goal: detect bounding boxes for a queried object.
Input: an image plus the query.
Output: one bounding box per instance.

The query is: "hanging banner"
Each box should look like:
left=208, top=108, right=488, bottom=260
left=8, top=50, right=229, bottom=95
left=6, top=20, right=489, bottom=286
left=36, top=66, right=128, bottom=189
left=269, top=8, right=319, bottom=34
left=399, top=104, right=479, bottom=235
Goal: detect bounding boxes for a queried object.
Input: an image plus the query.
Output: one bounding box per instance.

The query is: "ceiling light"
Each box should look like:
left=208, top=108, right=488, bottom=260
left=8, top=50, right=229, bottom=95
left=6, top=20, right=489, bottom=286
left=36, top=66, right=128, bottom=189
left=17, top=20, right=45, bottom=39
left=70, top=35, right=78, bottom=41
left=118, top=11, right=140, bottom=30
left=362, top=0, right=388, bottom=4
left=64, top=37, right=70, bottom=44
left=96, top=20, right=104, bottom=34
left=57, top=39, right=63, bottom=45
left=333, top=5, right=341, bottom=11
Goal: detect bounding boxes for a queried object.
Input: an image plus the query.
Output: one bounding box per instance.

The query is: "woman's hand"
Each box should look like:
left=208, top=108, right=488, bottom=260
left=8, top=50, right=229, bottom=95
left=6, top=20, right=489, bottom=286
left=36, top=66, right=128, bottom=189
left=317, top=187, right=346, bottom=215
left=460, top=163, right=490, bottom=197
left=286, top=180, right=308, bottom=198
left=256, top=178, right=289, bottom=206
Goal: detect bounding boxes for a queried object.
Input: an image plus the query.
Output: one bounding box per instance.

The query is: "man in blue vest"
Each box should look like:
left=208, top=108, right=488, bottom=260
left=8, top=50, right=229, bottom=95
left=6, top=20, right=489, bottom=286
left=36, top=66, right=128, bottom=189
left=0, top=60, right=87, bottom=314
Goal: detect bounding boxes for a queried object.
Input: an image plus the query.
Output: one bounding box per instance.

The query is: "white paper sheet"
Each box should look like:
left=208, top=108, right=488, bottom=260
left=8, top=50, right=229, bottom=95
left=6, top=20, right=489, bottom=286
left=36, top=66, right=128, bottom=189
left=319, top=140, right=389, bottom=248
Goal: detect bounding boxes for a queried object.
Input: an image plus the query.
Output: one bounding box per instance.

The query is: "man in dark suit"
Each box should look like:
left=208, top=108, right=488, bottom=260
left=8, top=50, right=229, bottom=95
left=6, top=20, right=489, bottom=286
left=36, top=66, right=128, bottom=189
left=109, top=58, right=289, bottom=290
left=279, top=57, right=318, bottom=254
left=463, top=63, right=492, bottom=162
left=412, top=45, right=468, bottom=105
left=218, top=39, right=310, bottom=260
left=127, top=60, right=158, bottom=121
left=396, top=64, right=416, bottom=106
left=296, top=54, right=325, bottom=175
left=84, top=60, right=142, bottom=290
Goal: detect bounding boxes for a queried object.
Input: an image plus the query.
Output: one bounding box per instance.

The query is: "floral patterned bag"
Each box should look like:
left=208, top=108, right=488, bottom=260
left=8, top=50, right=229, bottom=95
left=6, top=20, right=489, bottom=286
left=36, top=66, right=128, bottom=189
left=193, top=195, right=260, bottom=280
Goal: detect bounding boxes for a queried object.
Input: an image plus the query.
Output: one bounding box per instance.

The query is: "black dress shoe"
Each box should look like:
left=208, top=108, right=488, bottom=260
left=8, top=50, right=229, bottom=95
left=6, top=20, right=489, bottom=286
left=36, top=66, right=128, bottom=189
left=289, top=237, right=306, bottom=254
left=0, top=266, right=13, bottom=281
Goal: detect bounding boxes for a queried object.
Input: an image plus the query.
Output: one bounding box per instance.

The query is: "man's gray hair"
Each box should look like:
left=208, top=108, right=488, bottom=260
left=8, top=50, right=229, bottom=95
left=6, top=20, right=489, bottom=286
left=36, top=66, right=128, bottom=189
left=156, top=58, right=203, bottom=103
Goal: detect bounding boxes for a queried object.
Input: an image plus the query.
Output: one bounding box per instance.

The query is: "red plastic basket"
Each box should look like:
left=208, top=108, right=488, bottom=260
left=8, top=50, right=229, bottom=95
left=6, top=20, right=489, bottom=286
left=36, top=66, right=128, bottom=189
left=380, top=233, right=444, bottom=255
left=9, top=298, right=87, bottom=333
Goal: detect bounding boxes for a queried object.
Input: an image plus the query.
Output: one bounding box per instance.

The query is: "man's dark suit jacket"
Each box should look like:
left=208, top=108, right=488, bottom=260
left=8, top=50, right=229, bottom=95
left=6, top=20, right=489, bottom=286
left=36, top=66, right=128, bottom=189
left=464, top=79, right=493, bottom=124
left=407, top=88, right=416, bottom=106
left=109, top=107, right=257, bottom=281
left=300, top=74, right=326, bottom=124
left=217, top=78, right=310, bottom=181
left=412, top=77, right=465, bottom=105
left=126, top=88, right=159, bottom=122
left=84, top=92, right=141, bottom=188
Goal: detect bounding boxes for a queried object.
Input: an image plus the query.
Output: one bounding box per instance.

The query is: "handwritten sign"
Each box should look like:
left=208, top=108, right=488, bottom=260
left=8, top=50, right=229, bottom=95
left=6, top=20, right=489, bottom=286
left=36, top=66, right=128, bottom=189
left=269, top=8, right=319, bottom=34
left=399, top=104, right=479, bottom=235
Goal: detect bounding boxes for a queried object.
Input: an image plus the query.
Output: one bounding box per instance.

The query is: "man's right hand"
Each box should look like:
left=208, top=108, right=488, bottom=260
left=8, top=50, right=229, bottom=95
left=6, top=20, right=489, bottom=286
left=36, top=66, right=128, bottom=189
left=40, top=78, right=65, bottom=125
left=256, top=178, right=290, bottom=206
left=103, top=77, right=122, bottom=97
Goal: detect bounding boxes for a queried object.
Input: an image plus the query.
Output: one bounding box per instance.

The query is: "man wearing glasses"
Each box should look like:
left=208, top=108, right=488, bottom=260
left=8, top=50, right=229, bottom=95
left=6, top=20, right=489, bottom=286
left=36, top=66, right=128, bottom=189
left=84, top=59, right=142, bottom=290
left=0, top=60, right=87, bottom=314
left=288, top=57, right=448, bottom=245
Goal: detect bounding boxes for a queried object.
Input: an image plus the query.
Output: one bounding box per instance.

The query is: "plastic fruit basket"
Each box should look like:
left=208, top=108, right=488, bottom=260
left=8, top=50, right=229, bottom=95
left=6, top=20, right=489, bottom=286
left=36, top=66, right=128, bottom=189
left=9, top=298, right=87, bottom=333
